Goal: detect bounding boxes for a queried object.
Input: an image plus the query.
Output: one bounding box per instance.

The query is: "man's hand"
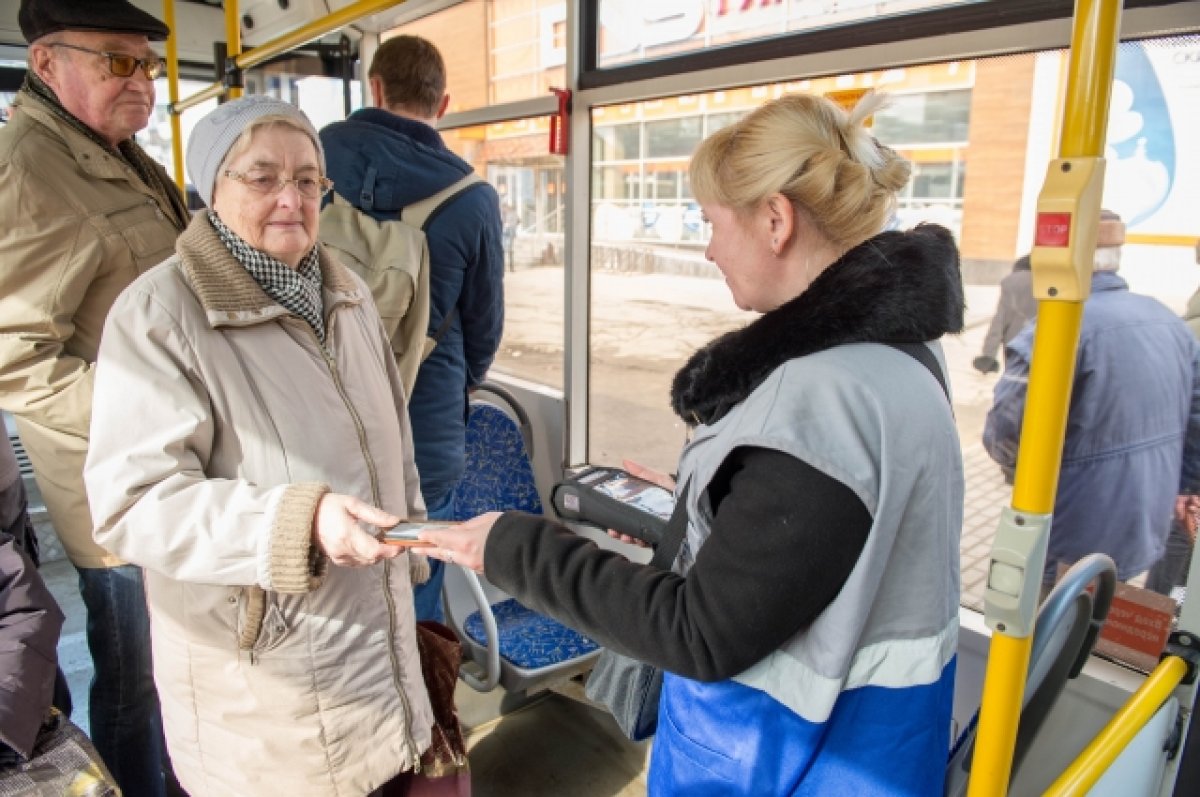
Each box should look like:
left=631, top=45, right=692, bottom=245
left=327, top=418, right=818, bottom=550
left=973, top=355, right=1000, bottom=374
left=1175, top=494, right=1200, bottom=542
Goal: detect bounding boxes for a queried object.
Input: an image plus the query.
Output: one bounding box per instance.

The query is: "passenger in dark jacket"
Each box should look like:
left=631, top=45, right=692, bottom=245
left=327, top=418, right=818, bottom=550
left=320, top=35, right=504, bottom=622
left=0, top=427, right=37, bottom=561
left=0, top=525, right=63, bottom=761
left=2, top=426, right=71, bottom=724
left=984, top=211, right=1200, bottom=585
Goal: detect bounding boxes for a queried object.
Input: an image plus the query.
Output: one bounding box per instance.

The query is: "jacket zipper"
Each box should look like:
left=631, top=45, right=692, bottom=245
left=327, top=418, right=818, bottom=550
left=307, top=317, right=421, bottom=773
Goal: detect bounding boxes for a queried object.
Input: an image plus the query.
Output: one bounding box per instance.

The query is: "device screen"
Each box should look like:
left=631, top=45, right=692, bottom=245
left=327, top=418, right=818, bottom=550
left=594, top=474, right=674, bottom=521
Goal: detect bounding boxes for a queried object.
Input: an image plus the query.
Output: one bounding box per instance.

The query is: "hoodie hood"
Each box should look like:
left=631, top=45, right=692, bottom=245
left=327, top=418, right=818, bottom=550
left=320, top=108, right=472, bottom=214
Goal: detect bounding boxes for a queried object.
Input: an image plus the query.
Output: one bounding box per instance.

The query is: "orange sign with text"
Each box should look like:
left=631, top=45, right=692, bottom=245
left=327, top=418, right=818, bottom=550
left=1093, top=582, right=1175, bottom=672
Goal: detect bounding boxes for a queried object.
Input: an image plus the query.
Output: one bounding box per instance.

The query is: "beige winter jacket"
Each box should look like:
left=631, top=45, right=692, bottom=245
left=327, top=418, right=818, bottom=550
left=0, top=90, right=184, bottom=567
left=84, top=213, right=434, bottom=796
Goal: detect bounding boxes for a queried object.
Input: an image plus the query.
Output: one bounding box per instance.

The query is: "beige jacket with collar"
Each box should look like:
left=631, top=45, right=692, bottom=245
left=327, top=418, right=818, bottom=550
left=0, top=90, right=184, bottom=567
left=84, top=212, right=433, bottom=796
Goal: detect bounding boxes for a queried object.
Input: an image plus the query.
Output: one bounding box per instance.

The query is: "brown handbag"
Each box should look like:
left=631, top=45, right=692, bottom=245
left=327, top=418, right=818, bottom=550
left=409, top=620, right=471, bottom=797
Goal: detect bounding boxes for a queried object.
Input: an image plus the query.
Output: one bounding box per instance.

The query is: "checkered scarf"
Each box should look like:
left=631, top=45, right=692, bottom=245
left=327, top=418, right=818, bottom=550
left=209, top=211, right=325, bottom=343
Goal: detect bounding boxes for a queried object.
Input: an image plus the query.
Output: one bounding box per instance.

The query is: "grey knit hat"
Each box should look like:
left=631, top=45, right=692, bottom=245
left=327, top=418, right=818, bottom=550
left=186, top=95, right=325, bottom=207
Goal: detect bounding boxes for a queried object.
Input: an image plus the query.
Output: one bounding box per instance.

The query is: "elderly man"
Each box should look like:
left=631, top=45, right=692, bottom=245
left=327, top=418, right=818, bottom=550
left=984, top=210, right=1200, bottom=590
left=0, top=1, right=189, bottom=794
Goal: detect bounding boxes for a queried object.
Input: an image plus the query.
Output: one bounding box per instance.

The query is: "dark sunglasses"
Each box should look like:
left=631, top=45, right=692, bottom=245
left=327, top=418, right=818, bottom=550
left=50, top=43, right=164, bottom=80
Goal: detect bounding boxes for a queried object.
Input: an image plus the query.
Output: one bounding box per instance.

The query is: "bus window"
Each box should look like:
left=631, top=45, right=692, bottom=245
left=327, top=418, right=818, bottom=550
left=585, top=38, right=1200, bottom=619
left=442, top=120, right=566, bottom=391
left=142, top=78, right=217, bottom=177
left=387, top=0, right=568, bottom=114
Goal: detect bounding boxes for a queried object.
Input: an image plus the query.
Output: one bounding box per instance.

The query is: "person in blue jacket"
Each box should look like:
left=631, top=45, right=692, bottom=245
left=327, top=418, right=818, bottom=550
left=422, top=91, right=965, bottom=796
left=321, top=35, right=505, bottom=622
left=984, top=210, right=1200, bottom=589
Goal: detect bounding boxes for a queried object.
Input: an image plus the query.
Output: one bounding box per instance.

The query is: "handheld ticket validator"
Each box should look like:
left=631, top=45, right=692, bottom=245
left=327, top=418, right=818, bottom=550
left=551, top=467, right=674, bottom=546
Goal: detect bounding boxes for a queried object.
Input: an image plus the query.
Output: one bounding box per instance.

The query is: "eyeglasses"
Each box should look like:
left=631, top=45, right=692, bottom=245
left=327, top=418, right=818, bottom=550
left=49, top=42, right=164, bottom=80
left=223, top=169, right=334, bottom=200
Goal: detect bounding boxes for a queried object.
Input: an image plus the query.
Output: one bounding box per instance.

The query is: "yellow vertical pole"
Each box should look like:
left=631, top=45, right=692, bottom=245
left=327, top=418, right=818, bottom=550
left=163, top=0, right=184, bottom=191
left=966, top=1, right=1122, bottom=795
left=225, top=0, right=243, bottom=100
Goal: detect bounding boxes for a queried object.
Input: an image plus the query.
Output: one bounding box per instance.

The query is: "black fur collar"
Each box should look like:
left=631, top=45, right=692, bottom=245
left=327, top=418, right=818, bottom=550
left=671, top=223, right=964, bottom=425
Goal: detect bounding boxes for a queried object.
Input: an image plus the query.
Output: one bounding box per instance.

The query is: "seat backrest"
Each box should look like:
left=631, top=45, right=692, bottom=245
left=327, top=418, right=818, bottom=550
left=945, top=553, right=1118, bottom=796
left=452, top=384, right=543, bottom=519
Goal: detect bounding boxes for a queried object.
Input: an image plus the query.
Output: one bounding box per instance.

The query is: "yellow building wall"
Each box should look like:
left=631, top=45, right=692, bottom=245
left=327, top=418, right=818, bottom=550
left=386, top=2, right=490, bottom=115
left=959, top=54, right=1038, bottom=265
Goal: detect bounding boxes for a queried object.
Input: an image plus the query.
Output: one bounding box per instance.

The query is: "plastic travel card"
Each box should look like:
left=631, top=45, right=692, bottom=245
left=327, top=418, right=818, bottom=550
left=380, top=520, right=458, bottom=547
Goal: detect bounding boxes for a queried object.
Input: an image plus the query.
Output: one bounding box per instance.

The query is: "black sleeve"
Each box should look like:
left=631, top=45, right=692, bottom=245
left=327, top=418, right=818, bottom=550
left=485, top=446, right=871, bottom=681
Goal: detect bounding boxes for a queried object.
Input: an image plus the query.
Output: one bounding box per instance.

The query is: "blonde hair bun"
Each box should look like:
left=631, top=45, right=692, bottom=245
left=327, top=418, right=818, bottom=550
left=689, top=91, right=911, bottom=249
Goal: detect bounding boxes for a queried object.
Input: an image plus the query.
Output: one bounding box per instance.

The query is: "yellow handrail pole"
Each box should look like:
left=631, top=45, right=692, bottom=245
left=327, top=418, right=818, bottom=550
left=163, top=0, right=184, bottom=191
left=225, top=0, right=242, bottom=100
left=1043, top=656, right=1188, bottom=796
left=969, top=631, right=1035, bottom=795
left=174, top=82, right=226, bottom=114
left=967, top=2, right=1122, bottom=796
left=1010, top=300, right=1085, bottom=515
left=235, top=0, right=405, bottom=71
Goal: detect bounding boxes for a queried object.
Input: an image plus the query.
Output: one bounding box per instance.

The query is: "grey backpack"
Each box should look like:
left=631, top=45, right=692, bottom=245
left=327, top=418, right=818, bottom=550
left=319, top=172, right=481, bottom=394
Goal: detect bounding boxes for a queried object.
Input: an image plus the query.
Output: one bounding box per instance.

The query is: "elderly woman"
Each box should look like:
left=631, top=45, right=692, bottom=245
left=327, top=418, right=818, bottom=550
left=424, top=92, right=964, bottom=796
left=83, top=96, right=432, bottom=797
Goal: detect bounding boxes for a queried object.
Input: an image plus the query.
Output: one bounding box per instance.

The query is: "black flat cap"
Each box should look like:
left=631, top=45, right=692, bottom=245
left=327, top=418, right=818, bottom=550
left=19, top=0, right=171, bottom=43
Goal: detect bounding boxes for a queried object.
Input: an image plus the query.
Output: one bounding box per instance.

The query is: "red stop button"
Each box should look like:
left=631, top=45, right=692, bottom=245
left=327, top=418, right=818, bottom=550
left=1036, top=212, right=1073, bottom=247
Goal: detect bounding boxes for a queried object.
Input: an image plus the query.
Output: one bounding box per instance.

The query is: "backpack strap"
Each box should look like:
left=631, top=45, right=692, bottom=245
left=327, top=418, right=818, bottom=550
left=429, top=307, right=458, bottom=349
left=359, top=166, right=379, bottom=211
left=403, top=172, right=483, bottom=351
left=400, top=172, right=484, bottom=231
left=885, top=342, right=951, bottom=405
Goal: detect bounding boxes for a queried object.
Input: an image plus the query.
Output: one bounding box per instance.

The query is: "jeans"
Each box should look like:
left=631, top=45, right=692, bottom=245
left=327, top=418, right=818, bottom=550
left=412, top=488, right=457, bottom=624
left=76, top=564, right=169, bottom=797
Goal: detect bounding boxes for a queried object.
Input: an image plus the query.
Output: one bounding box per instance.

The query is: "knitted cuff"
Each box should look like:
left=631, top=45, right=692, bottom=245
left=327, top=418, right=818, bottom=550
left=267, top=482, right=330, bottom=594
